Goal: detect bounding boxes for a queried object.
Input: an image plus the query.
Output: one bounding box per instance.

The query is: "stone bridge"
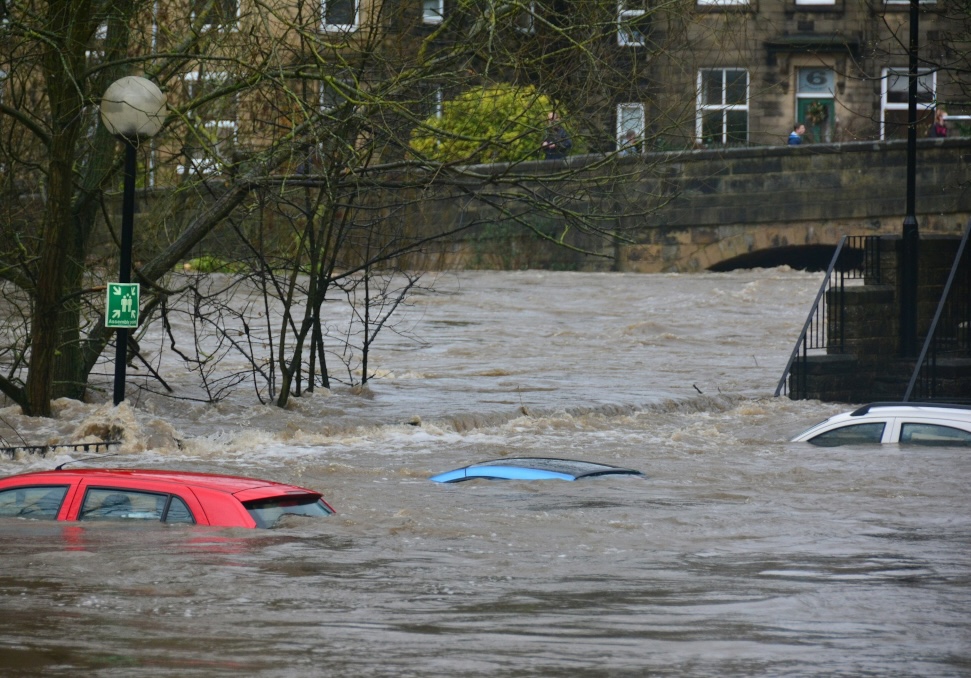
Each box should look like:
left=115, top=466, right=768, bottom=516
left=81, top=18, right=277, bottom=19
left=416, top=137, right=971, bottom=273
left=618, top=138, right=971, bottom=273
left=89, top=137, right=971, bottom=274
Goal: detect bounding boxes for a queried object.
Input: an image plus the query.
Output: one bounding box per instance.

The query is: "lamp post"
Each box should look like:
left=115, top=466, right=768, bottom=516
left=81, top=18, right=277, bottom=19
left=900, top=0, right=920, bottom=357
left=99, top=76, right=166, bottom=406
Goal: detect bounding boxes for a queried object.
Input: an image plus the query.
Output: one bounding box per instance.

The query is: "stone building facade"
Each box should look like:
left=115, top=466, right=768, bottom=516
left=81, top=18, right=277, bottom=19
left=646, top=0, right=966, bottom=149
left=112, top=1, right=971, bottom=160
left=2, top=2, right=965, bottom=181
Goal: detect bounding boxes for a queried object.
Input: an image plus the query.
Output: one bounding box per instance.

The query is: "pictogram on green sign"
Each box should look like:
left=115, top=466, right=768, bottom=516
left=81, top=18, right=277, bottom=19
left=105, top=283, right=140, bottom=329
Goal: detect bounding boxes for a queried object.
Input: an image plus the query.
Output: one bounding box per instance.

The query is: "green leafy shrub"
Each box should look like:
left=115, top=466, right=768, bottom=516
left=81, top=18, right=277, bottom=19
left=410, top=84, right=568, bottom=164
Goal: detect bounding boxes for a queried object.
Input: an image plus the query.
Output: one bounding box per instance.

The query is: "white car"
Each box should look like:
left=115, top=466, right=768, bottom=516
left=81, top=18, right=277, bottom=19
left=792, top=402, right=971, bottom=446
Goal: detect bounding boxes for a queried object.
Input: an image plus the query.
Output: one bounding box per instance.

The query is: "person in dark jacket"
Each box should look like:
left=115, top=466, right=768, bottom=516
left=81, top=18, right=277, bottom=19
left=788, top=123, right=805, bottom=145
left=542, top=112, right=572, bottom=160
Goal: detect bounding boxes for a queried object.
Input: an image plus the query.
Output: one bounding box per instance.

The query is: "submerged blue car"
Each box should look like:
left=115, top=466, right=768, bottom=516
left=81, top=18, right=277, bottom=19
left=429, top=457, right=644, bottom=483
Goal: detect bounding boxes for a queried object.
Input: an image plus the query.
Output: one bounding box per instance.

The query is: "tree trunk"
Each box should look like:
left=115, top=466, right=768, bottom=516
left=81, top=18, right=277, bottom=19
left=26, top=2, right=86, bottom=416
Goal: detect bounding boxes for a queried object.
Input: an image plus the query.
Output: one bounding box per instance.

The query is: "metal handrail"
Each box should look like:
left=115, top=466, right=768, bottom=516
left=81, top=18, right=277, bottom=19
left=775, top=235, right=874, bottom=398
left=903, top=219, right=971, bottom=402
left=774, top=236, right=848, bottom=397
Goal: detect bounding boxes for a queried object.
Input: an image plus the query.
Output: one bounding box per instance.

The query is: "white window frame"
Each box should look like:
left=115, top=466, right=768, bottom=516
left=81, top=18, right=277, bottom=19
left=431, top=87, right=443, bottom=119
left=190, top=0, right=240, bottom=32
left=152, top=0, right=160, bottom=51
left=885, top=0, right=934, bottom=4
left=515, top=1, right=536, bottom=34
left=147, top=141, right=158, bottom=188
left=696, top=68, right=749, bottom=145
left=423, top=0, right=443, bottom=24
left=616, top=103, right=645, bottom=152
left=880, top=66, right=936, bottom=140
left=795, top=0, right=835, bottom=5
left=179, top=71, right=238, bottom=176
left=697, top=0, right=749, bottom=5
left=411, top=85, right=442, bottom=125
left=86, top=22, right=107, bottom=66
left=617, top=2, right=645, bottom=47
left=322, top=0, right=358, bottom=32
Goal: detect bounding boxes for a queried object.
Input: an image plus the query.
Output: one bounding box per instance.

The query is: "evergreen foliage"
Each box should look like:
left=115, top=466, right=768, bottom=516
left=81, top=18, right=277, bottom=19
left=410, top=84, right=567, bottom=164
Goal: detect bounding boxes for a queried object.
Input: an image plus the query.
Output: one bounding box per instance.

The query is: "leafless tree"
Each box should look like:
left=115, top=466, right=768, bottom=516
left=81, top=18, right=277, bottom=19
left=0, top=0, right=691, bottom=415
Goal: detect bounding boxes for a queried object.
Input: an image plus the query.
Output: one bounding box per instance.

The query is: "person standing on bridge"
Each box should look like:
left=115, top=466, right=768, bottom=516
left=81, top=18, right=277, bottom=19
left=928, top=108, right=948, bottom=138
left=788, top=123, right=806, bottom=145
left=542, top=112, right=572, bottom=160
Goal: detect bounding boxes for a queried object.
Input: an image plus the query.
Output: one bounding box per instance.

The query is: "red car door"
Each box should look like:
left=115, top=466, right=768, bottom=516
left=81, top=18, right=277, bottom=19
left=68, top=478, right=210, bottom=525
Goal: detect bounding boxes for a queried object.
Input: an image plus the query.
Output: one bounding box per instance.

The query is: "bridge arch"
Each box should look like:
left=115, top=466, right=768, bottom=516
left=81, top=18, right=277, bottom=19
left=619, top=220, right=873, bottom=273
left=707, top=244, right=842, bottom=272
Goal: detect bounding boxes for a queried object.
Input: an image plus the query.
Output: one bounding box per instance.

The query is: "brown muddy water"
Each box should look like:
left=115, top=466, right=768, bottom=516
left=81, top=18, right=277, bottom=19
left=1, top=269, right=969, bottom=677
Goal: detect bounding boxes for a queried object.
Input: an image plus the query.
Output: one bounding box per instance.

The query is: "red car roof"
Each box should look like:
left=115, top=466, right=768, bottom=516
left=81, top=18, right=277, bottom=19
left=0, top=468, right=319, bottom=499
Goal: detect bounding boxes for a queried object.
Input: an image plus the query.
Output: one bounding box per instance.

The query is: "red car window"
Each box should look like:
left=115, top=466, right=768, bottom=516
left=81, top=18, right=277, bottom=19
left=243, top=496, right=334, bottom=528
left=164, top=496, right=195, bottom=524
left=0, top=485, right=69, bottom=520
left=79, top=488, right=196, bottom=524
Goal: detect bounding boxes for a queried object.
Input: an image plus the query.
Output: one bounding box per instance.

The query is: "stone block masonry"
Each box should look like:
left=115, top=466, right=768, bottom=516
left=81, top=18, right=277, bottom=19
left=617, top=137, right=971, bottom=273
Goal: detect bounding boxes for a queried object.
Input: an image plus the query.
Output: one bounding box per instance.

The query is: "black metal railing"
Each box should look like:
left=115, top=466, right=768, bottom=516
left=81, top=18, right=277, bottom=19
left=903, top=220, right=971, bottom=403
left=775, top=235, right=874, bottom=398
left=0, top=440, right=120, bottom=460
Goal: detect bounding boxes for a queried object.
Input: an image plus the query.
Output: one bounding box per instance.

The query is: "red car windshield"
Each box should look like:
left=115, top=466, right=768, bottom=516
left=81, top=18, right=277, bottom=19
left=243, top=496, right=334, bottom=528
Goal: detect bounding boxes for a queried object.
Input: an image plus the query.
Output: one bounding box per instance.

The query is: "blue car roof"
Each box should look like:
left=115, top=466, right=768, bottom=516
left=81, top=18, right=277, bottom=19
left=429, top=457, right=644, bottom=483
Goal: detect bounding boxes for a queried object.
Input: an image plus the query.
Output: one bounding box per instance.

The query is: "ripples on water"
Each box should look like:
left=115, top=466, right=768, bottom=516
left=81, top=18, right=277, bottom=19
left=1, top=269, right=970, bottom=677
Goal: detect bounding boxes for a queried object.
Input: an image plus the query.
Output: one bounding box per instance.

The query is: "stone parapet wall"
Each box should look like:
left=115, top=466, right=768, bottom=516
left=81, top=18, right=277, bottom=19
left=650, top=139, right=969, bottom=229
left=617, top=137, right=971, bottom=272
left=82, top=138, right=971, bottom=274
left=403, top=137, right=971, bottom=273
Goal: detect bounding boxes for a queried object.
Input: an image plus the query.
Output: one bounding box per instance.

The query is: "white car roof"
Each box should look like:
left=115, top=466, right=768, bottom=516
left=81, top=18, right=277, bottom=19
left=847, top=402, right=971, bottom=417
left=793, top=402, right=971, bottom=442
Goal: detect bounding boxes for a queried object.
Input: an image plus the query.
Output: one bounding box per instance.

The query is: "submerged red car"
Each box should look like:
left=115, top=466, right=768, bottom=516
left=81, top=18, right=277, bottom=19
left=0, top=469, right=335, bottom=528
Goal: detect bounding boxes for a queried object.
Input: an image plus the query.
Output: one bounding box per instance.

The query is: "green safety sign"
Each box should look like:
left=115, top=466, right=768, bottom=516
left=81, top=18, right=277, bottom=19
left=105, top=283, right=140, bottom=329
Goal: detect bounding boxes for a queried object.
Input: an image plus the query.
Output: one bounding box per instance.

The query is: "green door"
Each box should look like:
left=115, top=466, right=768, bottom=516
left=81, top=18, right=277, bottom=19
left=797, top=98, right=835, bottom=144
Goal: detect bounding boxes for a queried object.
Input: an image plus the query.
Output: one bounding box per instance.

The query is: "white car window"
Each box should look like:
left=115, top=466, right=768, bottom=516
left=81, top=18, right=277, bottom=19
left=899, top=423, right=971, bottom=446
left=809, top=422, right=886, bottom=446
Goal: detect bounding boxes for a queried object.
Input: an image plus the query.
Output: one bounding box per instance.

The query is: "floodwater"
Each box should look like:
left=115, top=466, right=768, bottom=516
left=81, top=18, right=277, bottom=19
left=1, top=269, right=969, bottom=677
